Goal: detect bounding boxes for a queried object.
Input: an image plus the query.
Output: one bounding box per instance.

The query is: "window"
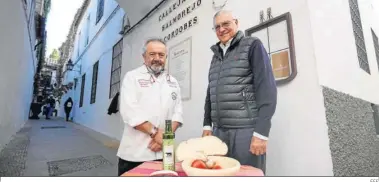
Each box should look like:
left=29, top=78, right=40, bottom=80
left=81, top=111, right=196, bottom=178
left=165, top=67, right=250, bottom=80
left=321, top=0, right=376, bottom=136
left=96, top=0, right=104, bottom=24
left=109, top=39, right=123, bottom=99
left=74, top=78, right=78, bottom=89
left=245, top=12, right=297, bottom=85
left=90, top=61, right=99, bottom=104
left=348, top=0, right=370, bottom=74
left=79, top=74, right=86, bottom=107
left=372, top=29, right=379, bottom=72
left=77, top=31, right=81, bottom=58
left=85, top=15, right=90, bottom=46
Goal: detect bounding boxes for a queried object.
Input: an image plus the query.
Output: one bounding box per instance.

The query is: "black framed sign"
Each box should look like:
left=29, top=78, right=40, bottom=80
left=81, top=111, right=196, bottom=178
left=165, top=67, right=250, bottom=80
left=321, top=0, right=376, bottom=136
left=245, top=12, right=297, bottom=85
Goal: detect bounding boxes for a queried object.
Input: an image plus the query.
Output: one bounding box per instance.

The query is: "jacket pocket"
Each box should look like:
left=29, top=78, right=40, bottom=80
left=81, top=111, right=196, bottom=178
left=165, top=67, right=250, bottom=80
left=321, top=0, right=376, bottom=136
left=242, top=90, right=253, bottom=119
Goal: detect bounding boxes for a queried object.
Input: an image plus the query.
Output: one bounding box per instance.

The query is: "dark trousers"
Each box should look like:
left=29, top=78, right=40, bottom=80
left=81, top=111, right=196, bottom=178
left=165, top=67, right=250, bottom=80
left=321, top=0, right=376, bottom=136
left=45, top=107, right=51, bottom=119
left=118, top=158, right=162, bottom=176
left=53, top=109, right=58, bottom=117
left=213, top=127, right=266, bottom=174
left=64, top=109, right=71, bottom=121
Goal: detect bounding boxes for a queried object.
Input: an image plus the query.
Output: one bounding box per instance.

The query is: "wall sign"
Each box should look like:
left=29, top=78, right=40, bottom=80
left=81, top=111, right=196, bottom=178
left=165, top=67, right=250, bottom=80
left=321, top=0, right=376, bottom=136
left=245, top=12, right=297, bottom=85
left=159, top=0, right=188, bottom=22
left=168, top=37, right=192, bottom=100
left=161, top=0, right=202, bottom=32
left=163, top=16, right=198, bottom=42
left=160, top=0, right=202, bottom=42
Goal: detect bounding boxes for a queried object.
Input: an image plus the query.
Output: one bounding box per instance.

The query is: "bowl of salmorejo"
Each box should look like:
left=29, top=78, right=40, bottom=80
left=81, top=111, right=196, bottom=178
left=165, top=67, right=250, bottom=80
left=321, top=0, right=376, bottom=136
left=176, top=136, right=241, bottom=176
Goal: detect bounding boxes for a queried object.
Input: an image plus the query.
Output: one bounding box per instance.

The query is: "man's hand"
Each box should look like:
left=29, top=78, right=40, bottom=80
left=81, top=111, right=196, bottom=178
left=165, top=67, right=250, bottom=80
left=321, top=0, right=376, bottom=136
left=250, top=136, right=267, bottom=156
left=153, top=129, right=163, bottom=145
left=202, top=130, right=212, bottom=137
left=148, top=140, right=162, bottom=152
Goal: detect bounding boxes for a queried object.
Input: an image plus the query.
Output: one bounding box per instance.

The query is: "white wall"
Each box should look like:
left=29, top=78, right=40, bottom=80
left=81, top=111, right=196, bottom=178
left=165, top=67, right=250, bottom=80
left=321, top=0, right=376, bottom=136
left=70, top=0, right=121, bottom=65
left=61, top=0, right=125, bottom=140
left=308, top=0, right=379, bottom=104
left=120, top=0, right=333, bottom=176
left=0, top=0, right=37, bottom=151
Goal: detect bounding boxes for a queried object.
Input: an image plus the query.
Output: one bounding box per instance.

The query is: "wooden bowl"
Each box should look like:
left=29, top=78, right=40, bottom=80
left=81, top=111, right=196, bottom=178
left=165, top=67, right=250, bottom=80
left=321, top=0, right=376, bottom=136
left=181, top=156, right=240, bottom=176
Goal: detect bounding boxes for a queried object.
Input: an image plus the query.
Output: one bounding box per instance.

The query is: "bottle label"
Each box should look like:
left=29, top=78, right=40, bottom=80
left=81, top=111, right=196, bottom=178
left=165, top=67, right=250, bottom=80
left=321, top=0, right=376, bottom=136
left=163, top=139, right=175, bottom=171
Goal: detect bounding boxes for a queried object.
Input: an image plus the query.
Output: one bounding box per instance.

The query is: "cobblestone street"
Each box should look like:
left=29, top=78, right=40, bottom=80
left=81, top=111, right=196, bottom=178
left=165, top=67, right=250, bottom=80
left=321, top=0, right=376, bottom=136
left=0, top=118, right=119, bottom=177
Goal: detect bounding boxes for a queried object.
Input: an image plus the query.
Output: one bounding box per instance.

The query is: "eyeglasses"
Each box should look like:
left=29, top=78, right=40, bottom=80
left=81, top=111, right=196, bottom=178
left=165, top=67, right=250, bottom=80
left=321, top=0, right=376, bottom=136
left=212, top=19, right=236, bottom=32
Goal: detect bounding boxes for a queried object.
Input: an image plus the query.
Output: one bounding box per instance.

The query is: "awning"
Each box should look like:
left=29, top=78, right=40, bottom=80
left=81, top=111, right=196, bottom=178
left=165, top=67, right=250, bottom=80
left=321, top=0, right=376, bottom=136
left=115, top=0, right=165, bottom=28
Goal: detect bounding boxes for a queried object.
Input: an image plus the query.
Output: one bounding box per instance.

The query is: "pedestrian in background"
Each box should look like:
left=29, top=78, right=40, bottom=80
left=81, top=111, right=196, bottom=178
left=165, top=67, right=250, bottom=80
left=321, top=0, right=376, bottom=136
left=64, top=97, right=73, bottom=121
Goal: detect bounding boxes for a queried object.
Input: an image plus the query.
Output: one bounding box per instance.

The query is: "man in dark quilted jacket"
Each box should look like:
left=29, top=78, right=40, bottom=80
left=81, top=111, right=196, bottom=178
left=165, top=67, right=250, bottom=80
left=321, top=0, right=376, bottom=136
left=202, top=10, right=277, bottom=173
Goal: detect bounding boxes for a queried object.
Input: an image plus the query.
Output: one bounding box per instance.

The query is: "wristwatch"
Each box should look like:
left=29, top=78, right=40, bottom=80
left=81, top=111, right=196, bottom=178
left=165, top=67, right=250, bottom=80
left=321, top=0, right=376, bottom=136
left=149, top=126, right=158, bottom=138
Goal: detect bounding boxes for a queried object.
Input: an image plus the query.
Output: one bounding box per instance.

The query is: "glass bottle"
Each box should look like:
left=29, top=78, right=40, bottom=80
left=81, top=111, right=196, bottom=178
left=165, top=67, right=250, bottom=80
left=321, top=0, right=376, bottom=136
left=162, top=119, right=175, bottom=171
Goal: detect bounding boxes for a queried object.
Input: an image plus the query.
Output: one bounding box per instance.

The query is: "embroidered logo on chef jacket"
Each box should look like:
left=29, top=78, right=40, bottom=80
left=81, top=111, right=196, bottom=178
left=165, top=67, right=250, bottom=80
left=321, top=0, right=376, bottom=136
left=171, top=92, right=177, bottom=100
left=138, top=79, right=151, bottom=87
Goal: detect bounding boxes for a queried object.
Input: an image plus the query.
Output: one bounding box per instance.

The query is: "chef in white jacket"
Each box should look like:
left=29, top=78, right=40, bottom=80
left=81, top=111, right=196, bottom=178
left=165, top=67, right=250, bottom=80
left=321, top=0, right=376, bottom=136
left=117, top=38, right=184, bottom=176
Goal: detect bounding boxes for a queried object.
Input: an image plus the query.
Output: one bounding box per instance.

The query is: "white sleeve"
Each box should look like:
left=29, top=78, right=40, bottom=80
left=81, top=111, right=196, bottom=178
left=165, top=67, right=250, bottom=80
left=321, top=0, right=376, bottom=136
left=203, top=126, right=212, bottom=130
left=253, top=132, right=269, bottom=140
left=171, top=84, right=183, bottom=127
left=119, top=73, right=149, bottom=127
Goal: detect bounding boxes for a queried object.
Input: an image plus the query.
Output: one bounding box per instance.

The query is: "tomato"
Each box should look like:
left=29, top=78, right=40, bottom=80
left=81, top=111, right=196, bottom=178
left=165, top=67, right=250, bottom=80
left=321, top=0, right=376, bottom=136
left=191, top=159, right=207, bottom=169
left=212, top=164, right=222, bottom=170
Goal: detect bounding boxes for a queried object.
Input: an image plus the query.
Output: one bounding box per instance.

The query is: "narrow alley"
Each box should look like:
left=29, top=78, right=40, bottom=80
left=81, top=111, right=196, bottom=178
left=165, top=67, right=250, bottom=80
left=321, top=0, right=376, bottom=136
left=0, top=117, right=119, bottom=177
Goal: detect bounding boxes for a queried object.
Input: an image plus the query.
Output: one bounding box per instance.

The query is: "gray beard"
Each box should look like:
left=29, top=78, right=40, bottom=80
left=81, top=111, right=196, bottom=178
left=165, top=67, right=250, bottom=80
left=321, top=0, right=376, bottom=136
left=148, top=64, right=164, bottom=75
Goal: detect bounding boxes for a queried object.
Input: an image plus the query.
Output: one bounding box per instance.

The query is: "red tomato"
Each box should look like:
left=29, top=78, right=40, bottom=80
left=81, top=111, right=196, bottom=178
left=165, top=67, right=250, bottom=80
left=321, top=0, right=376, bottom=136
left=212, top=164, right=222, bottom=170
left=191, top=160, right=207, bottom=169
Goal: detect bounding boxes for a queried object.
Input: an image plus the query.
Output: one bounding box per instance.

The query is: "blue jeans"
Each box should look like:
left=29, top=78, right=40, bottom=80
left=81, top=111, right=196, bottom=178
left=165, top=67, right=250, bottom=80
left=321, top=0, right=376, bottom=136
left=48, top=107, right=53, bottom=117
left=46, top=106, right=52, bottom=118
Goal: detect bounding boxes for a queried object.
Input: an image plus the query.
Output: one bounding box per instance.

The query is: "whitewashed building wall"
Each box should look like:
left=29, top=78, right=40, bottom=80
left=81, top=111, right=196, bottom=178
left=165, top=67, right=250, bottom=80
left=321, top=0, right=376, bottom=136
left=60, top=0, right=125, bottom=140
left=0, top=0, right=37, bottom=151
left=62, top=0, right=379, bottom=176
left=116, top=0, right=379, bottom=176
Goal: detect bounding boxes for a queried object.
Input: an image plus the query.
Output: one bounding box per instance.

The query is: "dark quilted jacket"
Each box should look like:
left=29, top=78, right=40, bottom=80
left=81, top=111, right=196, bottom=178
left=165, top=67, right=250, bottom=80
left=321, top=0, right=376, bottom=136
left=203, top=31, right=277, bottom=137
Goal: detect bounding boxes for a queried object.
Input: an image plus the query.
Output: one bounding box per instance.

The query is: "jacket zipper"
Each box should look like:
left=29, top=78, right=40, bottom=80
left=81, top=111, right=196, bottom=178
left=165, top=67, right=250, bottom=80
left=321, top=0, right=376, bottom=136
left=215, top=56, right=224, bottom=126
left=215, top=47, right=231, bottom=126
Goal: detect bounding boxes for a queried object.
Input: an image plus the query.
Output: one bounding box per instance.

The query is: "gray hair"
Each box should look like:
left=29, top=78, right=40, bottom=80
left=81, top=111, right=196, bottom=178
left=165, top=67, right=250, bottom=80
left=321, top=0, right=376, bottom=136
left=213, top=9, right=237, bottom=26
left=142, top=37, right=167, bottom=55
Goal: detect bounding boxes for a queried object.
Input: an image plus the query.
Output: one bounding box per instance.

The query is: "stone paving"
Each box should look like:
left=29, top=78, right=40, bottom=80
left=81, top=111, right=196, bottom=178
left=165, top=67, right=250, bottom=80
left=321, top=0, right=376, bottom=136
left=0, top=117, right=119, bottom=177
left=0, top=123, right=31, bottom=176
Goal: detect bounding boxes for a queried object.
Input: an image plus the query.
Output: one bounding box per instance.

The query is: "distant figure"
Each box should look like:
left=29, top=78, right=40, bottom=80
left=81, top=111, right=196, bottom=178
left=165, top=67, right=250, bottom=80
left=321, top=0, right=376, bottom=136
left=29, top=96, right=42, bottom=119
left=43, top=97, right=52, bottom=119
left=46, top=96, right=56, bottom=119
left=64, top=97, right=73, bottom=121
left=53, top=99, right=59, bottom=117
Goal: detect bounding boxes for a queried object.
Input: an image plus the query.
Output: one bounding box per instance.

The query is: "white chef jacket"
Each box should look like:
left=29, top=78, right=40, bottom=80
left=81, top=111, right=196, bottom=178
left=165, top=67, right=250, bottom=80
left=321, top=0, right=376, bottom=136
left=117, top=65, right=184, bottom=162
